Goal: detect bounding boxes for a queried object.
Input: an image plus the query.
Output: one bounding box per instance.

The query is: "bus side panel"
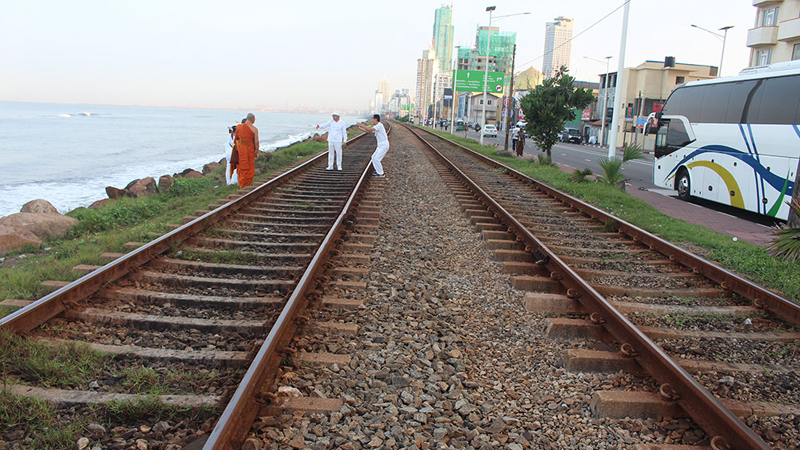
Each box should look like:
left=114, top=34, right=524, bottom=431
left=653, top=124, right=797, bottom=220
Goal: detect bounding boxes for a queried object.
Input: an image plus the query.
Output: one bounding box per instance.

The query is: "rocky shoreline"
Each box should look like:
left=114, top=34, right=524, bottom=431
left=0, top=131, right=334, bottom=257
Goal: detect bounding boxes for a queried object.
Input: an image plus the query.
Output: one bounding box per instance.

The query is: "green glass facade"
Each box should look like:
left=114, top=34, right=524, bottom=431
left=433, top=6, right=453, bottom=71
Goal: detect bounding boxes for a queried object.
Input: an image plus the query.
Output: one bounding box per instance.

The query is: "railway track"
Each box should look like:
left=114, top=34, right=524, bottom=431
left=0, top=125, right=389, bottom=449
left=404, top=124, right=800, bottom=450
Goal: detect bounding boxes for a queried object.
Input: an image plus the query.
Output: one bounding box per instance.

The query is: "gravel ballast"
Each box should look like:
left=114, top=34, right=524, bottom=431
left=248, top=126, right=715, bottom=449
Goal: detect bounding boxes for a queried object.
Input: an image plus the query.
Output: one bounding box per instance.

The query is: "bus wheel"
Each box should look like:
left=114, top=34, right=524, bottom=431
left=677, top=170, right=691, bottom=200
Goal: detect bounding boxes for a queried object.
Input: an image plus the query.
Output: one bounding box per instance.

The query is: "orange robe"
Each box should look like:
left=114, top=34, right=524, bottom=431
left=234, top=123, right=256, bottom=188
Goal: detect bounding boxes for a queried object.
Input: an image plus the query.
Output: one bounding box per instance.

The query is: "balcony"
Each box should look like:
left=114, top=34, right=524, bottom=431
left=747, top=26, right=779, bottom=47
left=753, top=0, right=782, bottom=5
left=778, top=17, right=800, bottom=41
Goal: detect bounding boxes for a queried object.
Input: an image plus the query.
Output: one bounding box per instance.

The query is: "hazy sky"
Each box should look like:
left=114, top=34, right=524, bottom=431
left=0, top=0, right=756, bottom=111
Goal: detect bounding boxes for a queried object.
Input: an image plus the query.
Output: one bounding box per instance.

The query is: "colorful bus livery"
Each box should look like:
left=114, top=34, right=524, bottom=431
left=648, top=61, right=800, bottom=221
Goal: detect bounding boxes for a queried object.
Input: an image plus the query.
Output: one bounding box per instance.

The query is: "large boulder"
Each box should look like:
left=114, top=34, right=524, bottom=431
left=0, top=217, right=42, bottom=256
left=313, top=132, right=328, bottom=142
left=20, top=199, right=59, bottom=214
left=203, top=162, right=222, bottom=174
left=125, top=177, right=158, bottom=198
left=106, top=186, right=126, bottom=199
left=183, top=170, right=203, bottom=179
left=89, top=199, right=112, bottom=209
left=0, top=213, right=78, bottom=242
left=158, top=175, right=174, bottom=193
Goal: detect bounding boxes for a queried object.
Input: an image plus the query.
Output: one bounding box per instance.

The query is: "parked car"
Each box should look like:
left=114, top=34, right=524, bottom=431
left=560, top=128, right=582, bottom=144
left=482, top=124, right=498, bottom=137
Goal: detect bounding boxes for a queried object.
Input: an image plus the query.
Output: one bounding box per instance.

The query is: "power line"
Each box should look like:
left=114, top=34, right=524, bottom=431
left=517, top=0, right=631, bottom=72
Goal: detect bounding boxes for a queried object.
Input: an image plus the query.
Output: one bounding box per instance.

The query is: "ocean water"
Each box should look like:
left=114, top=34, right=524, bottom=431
left=0, top=102, right=357, bottom=217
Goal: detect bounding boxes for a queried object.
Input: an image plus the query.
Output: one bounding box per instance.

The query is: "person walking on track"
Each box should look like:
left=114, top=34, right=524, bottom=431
left=316, top=110, right=348, bottom=171
left=234, top=113, right=259, bottom=188
left=356, top=114, right=389, bottom=178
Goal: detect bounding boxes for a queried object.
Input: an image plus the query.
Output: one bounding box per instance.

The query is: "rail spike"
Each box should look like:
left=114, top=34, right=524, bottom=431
left=589, top=312, right=605, bottom=324
left=620, top=343, right=637, bottom=358
left=659, top=383, right=681, bottom=401
left=710, top=436, right=732, bottom=450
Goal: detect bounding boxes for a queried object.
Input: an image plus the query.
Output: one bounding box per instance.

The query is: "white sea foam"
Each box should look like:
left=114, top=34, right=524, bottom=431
left=0, top=103, right=358, bottom=217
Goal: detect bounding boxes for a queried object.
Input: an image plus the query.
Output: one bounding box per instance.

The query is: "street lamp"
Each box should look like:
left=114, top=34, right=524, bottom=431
left=584, top=55, right=612, bottom=147
left=479, top=7, right=530, bottom=145
left=451, top=45, right=460, bottom=134
left=691, top=24, right=734, bottom=77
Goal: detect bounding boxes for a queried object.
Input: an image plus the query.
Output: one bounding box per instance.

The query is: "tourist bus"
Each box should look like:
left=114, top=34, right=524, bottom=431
left=646, top=61, right=799, bottom=220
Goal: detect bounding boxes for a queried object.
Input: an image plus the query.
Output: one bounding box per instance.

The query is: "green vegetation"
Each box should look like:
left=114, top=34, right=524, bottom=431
left=571, top=168, right=593, bottom=183
left=0, top=330, right=109, bottom=387
left=597, top=144, right=645, bottom=187
left=0, top=140, right=327, bottom=303
left=769, top=198, right=800, bottom=262
left=425, top=126, right=800, bottom=302
left=0, top=390, right=217, bottom=450
left=519, top=66, right=595, bottom=160
left=0, top=392, right=83, bottom=450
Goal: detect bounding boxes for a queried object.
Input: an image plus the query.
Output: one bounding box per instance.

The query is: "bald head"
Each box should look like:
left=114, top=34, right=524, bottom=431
left=246, top=113, right=256, bottom=123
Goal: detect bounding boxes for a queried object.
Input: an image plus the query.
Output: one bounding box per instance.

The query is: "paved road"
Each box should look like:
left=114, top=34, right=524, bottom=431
left=433, top=125, right=776, bottom=246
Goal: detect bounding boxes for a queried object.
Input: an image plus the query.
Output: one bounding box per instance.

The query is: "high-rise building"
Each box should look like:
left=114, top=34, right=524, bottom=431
left=433, top=5, right=454, bottom=71
left=746, top=0, right=800, bottom=67
left=542, top=16, right=574, bottom=78
left=416, top=50, right=437, bottom=121
left=457, top=27, right=517, bottom=77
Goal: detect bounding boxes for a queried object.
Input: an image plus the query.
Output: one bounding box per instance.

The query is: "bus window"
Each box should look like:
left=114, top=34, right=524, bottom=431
left=700, top=83, right=732, bottom=123
left=757, top=75, right=800, bottom=124
left=680, top=87, right=705, bottom=123
left=742, top=79, right=764, bottom=123
left=662, top=88, right=685, bottom=116
left=727, top=81, right=759, bottom=123
left=654, top=119, right=693, bottom=158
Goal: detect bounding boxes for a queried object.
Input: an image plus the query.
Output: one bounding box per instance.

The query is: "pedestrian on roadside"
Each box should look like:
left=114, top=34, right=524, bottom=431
left=316, top=111, right=348, bottom=171
left=356, top=114, right=389, bottom=178
left=512, top=126, right=519, bottom=154
left=234, top=113, right=259, bottom=188
left=516, top=127, right=525, bottom=157
left=225, top=125, right=239, bottom=185
left=475, top=123, right=481, bottom=134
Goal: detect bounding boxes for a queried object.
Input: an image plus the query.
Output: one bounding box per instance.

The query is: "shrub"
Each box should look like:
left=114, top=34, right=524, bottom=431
left=769, top=199, right=800, bottom=261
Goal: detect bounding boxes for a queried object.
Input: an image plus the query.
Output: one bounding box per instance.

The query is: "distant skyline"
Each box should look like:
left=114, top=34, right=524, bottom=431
left=0, top=1, right=756, bottom=110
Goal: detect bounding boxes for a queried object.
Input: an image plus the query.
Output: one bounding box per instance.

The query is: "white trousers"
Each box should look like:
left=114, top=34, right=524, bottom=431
left=327, top=142, right=343, bottom=169
left=371, top=142, right=390, bottom=175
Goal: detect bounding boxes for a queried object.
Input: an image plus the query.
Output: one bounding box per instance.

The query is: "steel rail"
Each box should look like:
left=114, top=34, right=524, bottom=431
left=404, top=124, right=771, bottom=450
left=414, top=127, right=800, bottom=326
left=0, top=131, right=368, bottom=334
left=203, top=124, right=390, bottom=449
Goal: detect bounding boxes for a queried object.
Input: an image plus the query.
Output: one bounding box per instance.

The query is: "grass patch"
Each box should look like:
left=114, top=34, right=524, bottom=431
left=0, top=140, right=328, bottom=302
left=0, top=391, right=83, bottom=450
left=176, top=248, right=261, bottom=266
left=117, top=364, right=221, bottom=396
left=0, top=390, right=218, bottom=449
left=425, top=126, right=800, bottom=302
left=0, top=330, right=109, bottom=387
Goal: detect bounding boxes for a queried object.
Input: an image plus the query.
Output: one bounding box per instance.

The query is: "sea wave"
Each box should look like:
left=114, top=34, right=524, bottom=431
left=262, top=132, right=314, bottom=152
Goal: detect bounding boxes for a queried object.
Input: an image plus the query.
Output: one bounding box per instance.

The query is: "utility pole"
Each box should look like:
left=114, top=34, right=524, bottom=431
left=480, top=6, right=496, bottom=146
left=607, top=0, right=630, bottom=158
left=634, top=90, right=643, bottom=146
left=504, top=44, right=517, bottom=151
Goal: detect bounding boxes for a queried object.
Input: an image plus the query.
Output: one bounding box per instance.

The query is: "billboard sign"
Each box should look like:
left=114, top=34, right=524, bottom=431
left=581, top=109, right=591, bottom=121
left=454, top=70, right=505, bottom=94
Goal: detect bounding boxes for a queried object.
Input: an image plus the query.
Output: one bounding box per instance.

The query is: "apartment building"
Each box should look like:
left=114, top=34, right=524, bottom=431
left=542, top=16, right=574, bottom=79
left=747, top=0, right=800, bottom=66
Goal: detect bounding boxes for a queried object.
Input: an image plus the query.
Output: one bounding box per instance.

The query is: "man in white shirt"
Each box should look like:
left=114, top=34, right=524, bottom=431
left=356, top=114, right=389, bottom=178
left=316, top=111, right=348, bottom=170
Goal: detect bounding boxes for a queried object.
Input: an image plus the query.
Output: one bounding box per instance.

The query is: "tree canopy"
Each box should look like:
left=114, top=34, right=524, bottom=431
left=519, top=66, right=595, bottom=160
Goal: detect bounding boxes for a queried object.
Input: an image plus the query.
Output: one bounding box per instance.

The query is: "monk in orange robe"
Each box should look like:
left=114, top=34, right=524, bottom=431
left=234, top=113, right=259, bottom=188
